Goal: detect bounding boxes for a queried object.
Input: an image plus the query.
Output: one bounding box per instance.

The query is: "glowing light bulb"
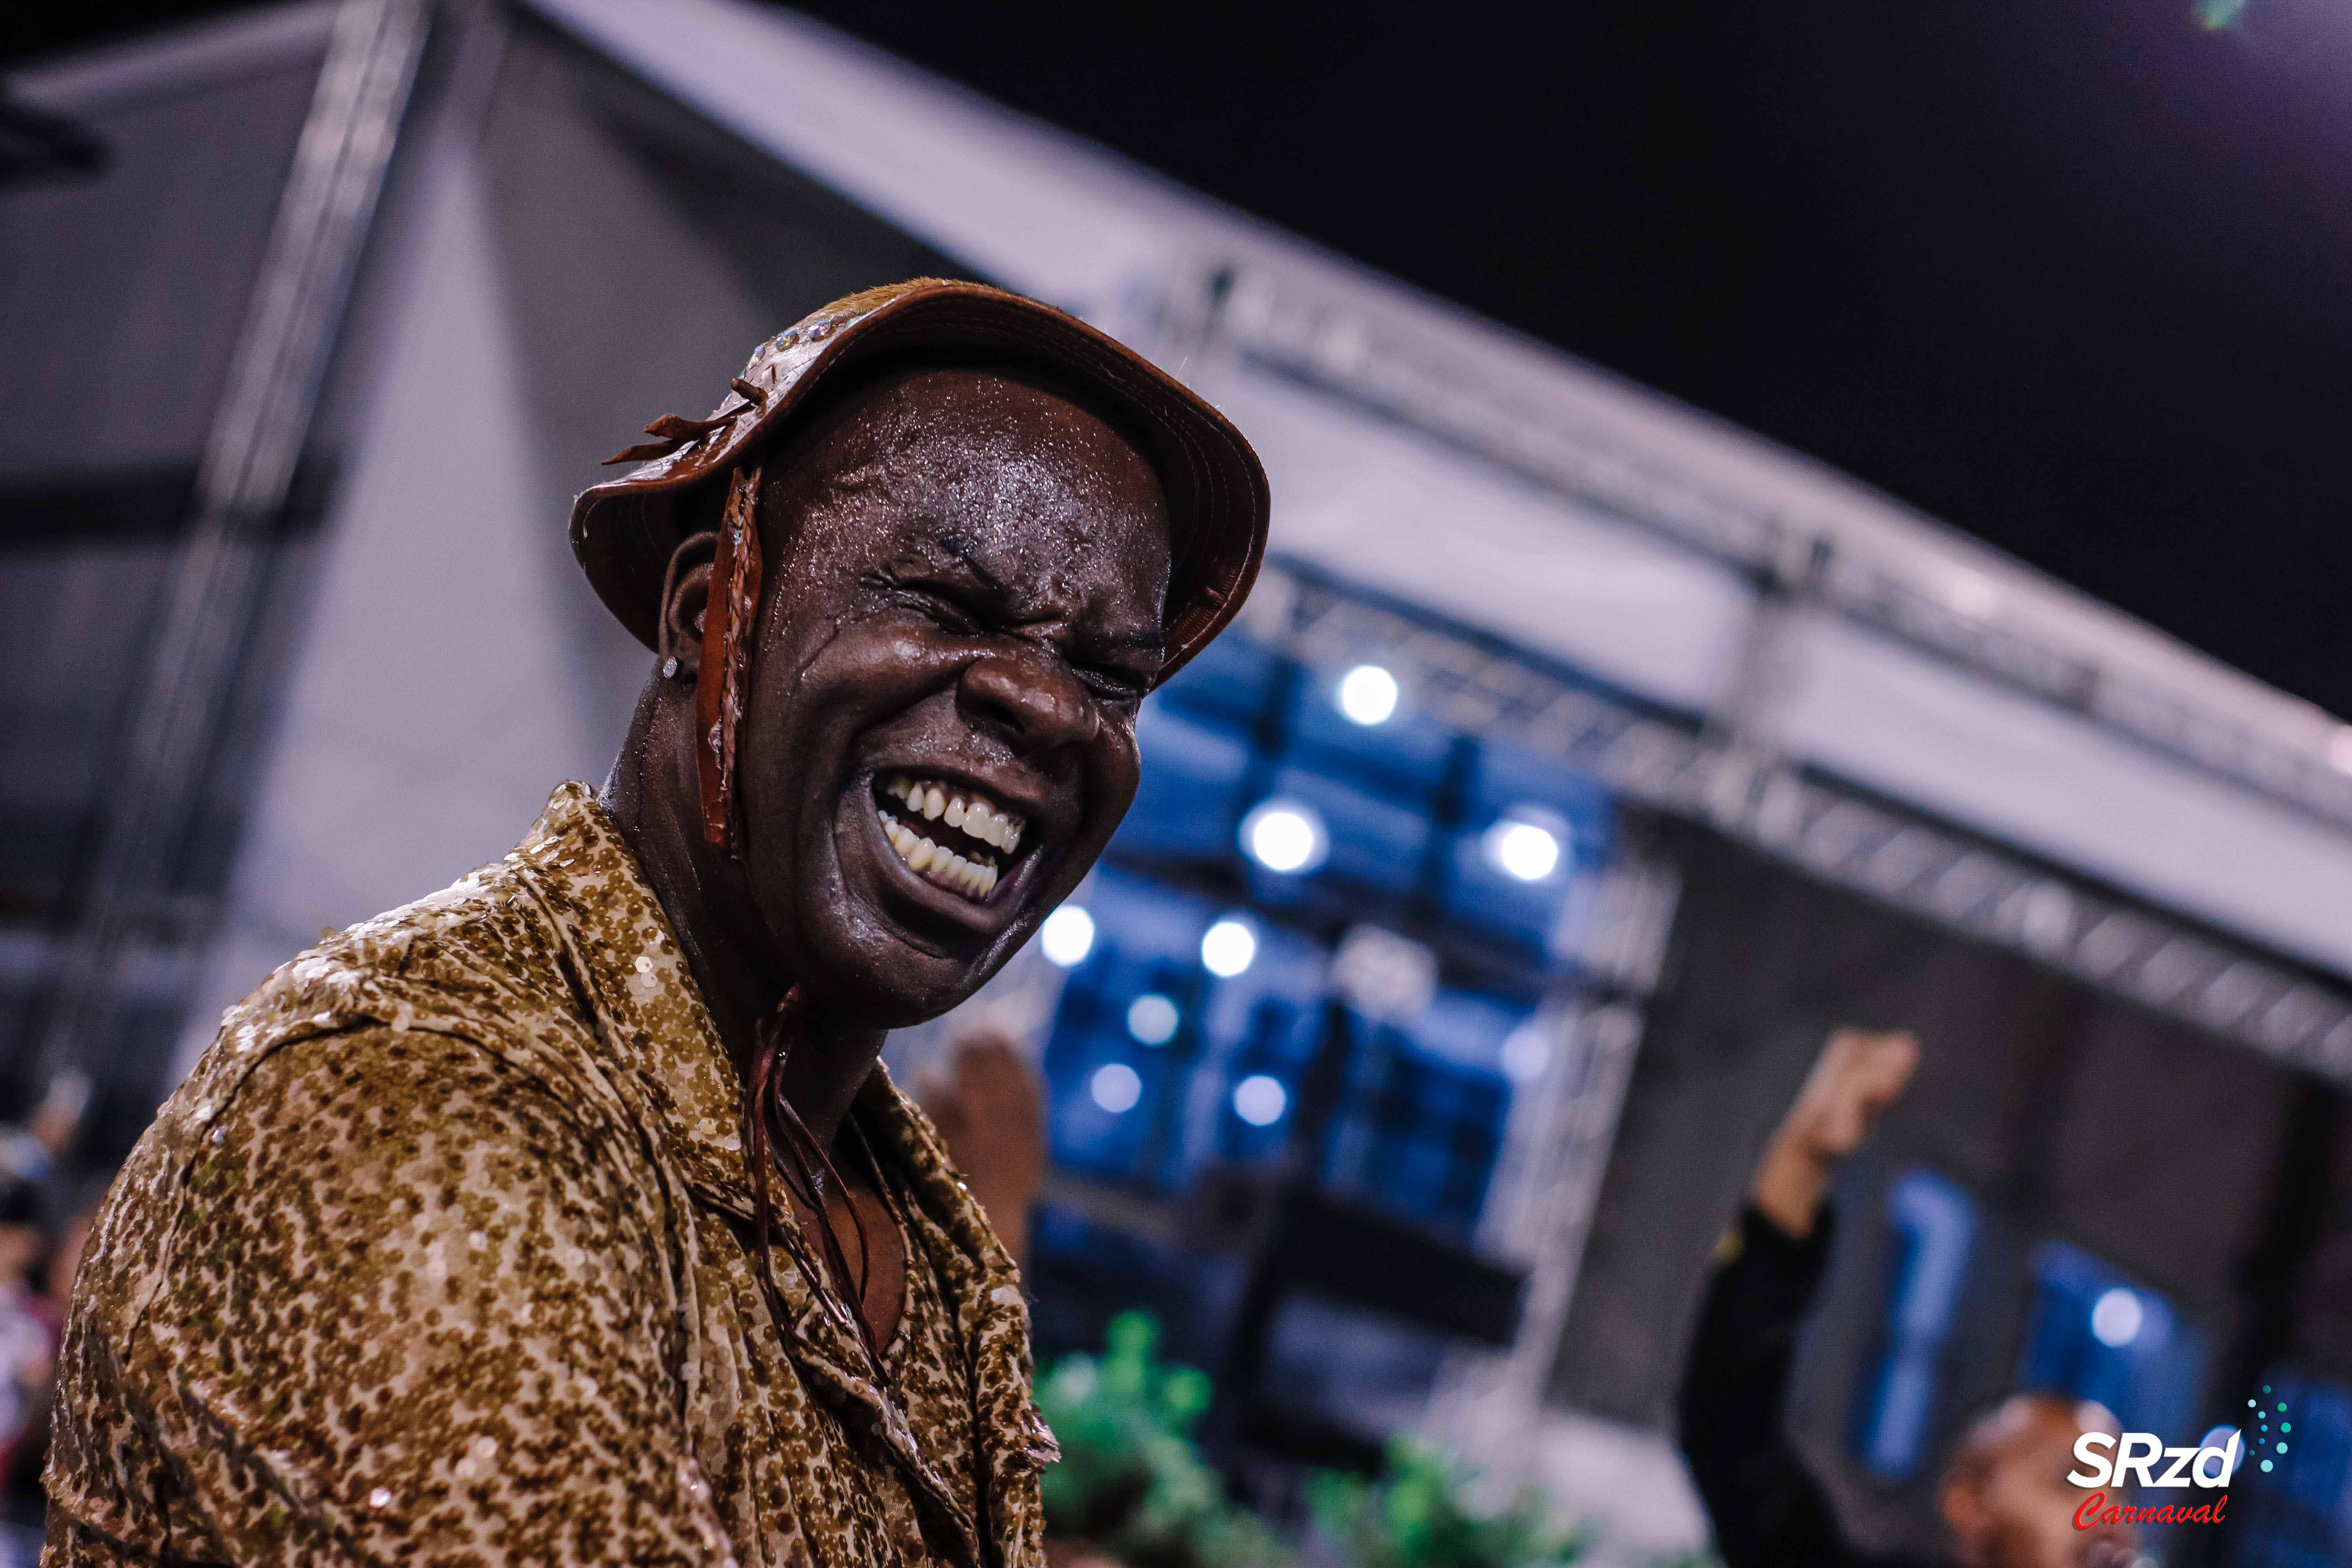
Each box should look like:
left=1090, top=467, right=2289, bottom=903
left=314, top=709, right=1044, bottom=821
left=1242, top=800, right=1327, bottom=874
left=1089, top=1063, right=1142, bottom=1113
left=1232, top=1074, right=1288, bottom=1126
left=1039, top=904, right=1096, bottom=967
left=1201, top=917, right=1257, bottom=978
left=2091, top=1287, right=2143, bottom=1348
left=1501, top=1024, right=1551, bottom=1084
left=1336, top=664, right=1400, bottom=726
left=1483, top=812, right=1563, bottom=882
left=1126, top=993, right=1179, bottom=1045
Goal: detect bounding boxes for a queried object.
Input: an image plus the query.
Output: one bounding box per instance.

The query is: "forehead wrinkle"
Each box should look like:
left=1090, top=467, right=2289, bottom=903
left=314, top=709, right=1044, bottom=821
left=791, top=367, right=1171, bottom=632
left=838, top=425, right=1103, bottom=562
left=875, top=380, right=1137, bottom=517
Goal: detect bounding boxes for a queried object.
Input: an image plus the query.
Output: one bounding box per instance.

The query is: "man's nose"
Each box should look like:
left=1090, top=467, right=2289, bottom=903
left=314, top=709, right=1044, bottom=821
left=957, top=648, right=1096, bottom=755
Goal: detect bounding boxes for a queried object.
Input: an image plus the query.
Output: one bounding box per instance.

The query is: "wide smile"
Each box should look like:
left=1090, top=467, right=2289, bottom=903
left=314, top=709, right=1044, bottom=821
left=870, top=773, right=1036, bottom=907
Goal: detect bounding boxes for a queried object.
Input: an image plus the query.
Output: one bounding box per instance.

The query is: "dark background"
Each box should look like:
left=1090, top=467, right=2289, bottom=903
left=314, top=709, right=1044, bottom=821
left=16, top=0, right=2352, bottom=718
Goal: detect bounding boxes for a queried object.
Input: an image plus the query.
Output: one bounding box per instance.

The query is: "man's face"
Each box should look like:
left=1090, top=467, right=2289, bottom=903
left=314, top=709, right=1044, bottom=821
left=1945, top=1404, right=2137, bottom=1568
left=729, top=365, right=1170, bottom=1025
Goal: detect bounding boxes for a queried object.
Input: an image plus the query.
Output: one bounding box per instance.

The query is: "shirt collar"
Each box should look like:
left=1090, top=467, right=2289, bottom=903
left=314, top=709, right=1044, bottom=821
left=509, top=782, right=762, bottom=1217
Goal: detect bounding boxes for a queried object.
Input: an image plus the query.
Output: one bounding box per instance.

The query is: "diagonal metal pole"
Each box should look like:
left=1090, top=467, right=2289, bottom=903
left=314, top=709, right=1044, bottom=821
left=35, top=0, right=430, bottom=1091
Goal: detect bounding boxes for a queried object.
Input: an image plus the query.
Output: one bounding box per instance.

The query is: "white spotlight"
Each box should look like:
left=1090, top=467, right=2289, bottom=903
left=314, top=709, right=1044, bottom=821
left=1201, top=917, right=1258, bottom=978
left=1126, top=993, right=1180, bottom=1045
left=2091, top=1287, right=2144, bottom=1348
left=1501, top=1024, right=1552, bottom=1085
left=1336, top=664, right=1400, bottom=726
left=1483, top=809, right=1564, bottom=883
left=1089, top=1062, right=1143, bottom=1114
left=1241, top=800, right=1328, bottom=874
left=1232, top=1074, right=1289, bottom=1127
left=1039, top=904, right=1096, bottom=967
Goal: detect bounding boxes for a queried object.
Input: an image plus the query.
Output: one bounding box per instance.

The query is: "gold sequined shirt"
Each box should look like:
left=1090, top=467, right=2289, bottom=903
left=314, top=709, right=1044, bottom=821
left=44, top=784, right=1056, bottom=1568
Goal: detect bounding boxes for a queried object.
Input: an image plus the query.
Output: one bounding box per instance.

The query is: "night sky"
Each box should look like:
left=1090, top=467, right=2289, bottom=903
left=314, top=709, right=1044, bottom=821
left=21, top=1, right=2352, bottom=717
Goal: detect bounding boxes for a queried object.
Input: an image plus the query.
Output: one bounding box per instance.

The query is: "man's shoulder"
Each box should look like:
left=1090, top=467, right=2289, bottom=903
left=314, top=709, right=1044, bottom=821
left=227, top=853, right=573, bottom=1054
left=51, top=1016, right=689, bottom=1565
left=174, top=851, right=590, bottom=1111
left=85, top=850, right=630, bottom=1319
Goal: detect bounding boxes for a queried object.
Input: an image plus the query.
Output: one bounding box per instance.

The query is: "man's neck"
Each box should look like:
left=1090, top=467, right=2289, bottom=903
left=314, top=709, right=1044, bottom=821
left=604, top=682, right=887, bottom=1152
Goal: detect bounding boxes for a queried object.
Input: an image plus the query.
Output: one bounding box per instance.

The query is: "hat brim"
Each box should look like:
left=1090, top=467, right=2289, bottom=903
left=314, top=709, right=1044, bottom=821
left=569, top=280, right=1269, bottom=686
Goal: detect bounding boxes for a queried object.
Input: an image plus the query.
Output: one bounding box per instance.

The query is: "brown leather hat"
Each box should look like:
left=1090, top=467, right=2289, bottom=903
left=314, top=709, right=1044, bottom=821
left=569, top=278, right=1269, bottom=686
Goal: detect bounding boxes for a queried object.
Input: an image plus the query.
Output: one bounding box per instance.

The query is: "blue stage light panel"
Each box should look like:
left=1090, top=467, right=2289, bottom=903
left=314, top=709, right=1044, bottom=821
left=1252, top=765, right=1431, bottom=899
left=1120, top=702, right=1256, bottom=860
left=1283, top=667, right=1456, bottom=809
left=1850, top=1168, right=1980, bottom=1479
left=1323, top=1007, right=1512, bottom=1235
left=1043, top=979, right=1163, bottom=1180
left=1410, top=990, right=1537, bottom=1076
left=1212, top=997, right=1318, bottom=1163
left=1153, top=630, right=1280, bottom=734
left=1040, top=873, right=1214, bottom=1187
left=2017, top=1241, right=2204, bottom=1444
left=1442, top=745, right=1613, bottom=952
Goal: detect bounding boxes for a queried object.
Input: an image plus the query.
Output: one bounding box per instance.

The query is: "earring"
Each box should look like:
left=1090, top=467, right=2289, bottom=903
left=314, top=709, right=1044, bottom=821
left=662, top=656, right=682, bottom=681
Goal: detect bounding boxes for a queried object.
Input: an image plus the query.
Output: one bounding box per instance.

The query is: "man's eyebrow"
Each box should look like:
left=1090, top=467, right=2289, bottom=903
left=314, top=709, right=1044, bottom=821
left=928, top=530, right=1011, bottom=597
left=919, top=528, right=1163, bottom=658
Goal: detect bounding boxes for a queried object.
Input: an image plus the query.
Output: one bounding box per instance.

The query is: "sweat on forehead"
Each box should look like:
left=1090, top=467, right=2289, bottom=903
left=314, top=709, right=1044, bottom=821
left=759, top=363, right=1171, bottom=572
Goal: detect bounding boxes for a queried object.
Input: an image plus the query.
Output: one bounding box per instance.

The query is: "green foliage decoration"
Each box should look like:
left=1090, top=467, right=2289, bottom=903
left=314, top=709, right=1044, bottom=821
left=1033, top=1312, right=1289, bottom=1568
left=1307, top=1438, right=1588, bottom=1568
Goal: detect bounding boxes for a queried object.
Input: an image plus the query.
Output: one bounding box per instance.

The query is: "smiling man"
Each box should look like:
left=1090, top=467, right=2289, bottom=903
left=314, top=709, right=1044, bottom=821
left=42, top=281, right=1267, bottom=1568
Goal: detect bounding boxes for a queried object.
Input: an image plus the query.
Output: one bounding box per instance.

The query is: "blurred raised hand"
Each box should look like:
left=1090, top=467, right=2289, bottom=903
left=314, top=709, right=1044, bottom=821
left=1750, top=1026, right=1920, bottom=1238
left=918, top=1031, right=1046, bottom=1268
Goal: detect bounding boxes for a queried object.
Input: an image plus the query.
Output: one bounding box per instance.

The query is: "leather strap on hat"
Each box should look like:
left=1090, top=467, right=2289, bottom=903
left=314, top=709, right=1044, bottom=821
left=695, top=464, right=764, bottom=852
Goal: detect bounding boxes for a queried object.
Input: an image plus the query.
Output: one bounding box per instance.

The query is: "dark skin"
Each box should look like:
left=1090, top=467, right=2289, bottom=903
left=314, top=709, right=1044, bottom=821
left=607, top=364, right=1171, bottom=1349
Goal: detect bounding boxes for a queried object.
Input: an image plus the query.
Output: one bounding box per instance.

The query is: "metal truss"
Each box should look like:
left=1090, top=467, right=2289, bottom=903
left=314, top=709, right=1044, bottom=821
left=1171, top=263, right=2352, bottom=841
left=1274, top=565, right=2352, bottom=1092
left=32, top=0, right=430, bottom=1087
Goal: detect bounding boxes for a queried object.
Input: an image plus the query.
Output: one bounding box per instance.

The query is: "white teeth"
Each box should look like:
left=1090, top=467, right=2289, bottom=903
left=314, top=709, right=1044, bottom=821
left=873, top=777, right=1027, bottom=903
left=875, top=806, right=1002, bottom=903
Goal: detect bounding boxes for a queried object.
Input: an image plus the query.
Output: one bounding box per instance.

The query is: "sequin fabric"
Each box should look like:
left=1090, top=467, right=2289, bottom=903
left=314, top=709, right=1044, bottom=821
left=43, top=784, right=1057, bottom=1568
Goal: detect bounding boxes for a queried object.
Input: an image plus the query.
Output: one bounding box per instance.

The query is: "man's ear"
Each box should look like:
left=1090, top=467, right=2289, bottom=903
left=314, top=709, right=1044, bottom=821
left=659, top=530, right=719, bottom=679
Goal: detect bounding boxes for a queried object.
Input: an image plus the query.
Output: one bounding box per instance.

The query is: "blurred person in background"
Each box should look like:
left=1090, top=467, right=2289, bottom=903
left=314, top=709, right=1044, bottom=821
left=42, top=280, right=1267, bottom=1568
left=1679, top=1028, right=2139, bottom=1568
left=0, top=1178, right=53, bottom=1568
left=0, top=1074, right=87, bottom=1200
left=918, top=1032, right=1047, bottom=1271
left=0, top=1073, right=93, bottom=1565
